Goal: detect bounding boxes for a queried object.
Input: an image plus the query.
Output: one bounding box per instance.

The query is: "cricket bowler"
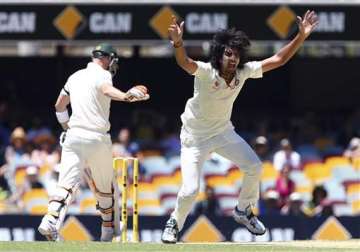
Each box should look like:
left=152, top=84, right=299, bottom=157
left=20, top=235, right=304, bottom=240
left=162, top=10, right=318, bottom=243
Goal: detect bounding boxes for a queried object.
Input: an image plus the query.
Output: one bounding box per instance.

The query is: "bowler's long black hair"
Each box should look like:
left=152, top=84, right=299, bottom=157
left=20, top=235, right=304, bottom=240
left=210, top=28, right=251, bottom=70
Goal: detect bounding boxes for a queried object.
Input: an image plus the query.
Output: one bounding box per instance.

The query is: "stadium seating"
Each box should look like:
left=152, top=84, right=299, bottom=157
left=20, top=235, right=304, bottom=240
left=22, top=188, right=49, bottom=214
left=343, top=181, right=360, bottom=214
left=78, top=189, right=97, bottom=214
left=3, top=154, right=359, bottom=217
left=14, top=166, right=27, bottom=187
left=260, top=162, right=278, bottom=192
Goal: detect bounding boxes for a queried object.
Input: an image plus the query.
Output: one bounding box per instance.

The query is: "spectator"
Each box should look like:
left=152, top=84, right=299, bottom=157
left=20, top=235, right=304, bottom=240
left=26, top=118, right=52, bottom=146
left=112, top=128, right=146, bottom=176
left=280, top=192, right=308, bottom=217
left=343, top=137, right=360, bottom=162
left=5, top=127, right=29, bottom=161
left=4, top=127, right=32, bottom=194
left=259, top=190, right=281, bottom=215
left=275, top=164, right=295, bottom=206
left=24, top=165, right=44, bottom=189
left=309, top=185, right=327, bottom=208
left=308, top=185, right=333, bottom=217
left=112, top=127, right=139, bottom=157
left=30, top=131, right=59, bottom=169
left=273, top=138, right=301, bottom=171
left=253, top=136, right=271, bottom=162
left=7, top=165, right=44, bottom=208
left=318, top=199, right=335, bottom=217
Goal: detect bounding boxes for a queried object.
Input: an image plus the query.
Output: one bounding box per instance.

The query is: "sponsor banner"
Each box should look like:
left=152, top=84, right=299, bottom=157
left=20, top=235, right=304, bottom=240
left=0, top=214, right=359, bottom=241
left=0, top=4, right=357, bottom=41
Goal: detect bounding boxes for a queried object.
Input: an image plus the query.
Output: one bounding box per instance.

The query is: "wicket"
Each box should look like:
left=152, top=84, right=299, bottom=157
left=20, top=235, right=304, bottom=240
left=113, top=157, right=139, bottom=242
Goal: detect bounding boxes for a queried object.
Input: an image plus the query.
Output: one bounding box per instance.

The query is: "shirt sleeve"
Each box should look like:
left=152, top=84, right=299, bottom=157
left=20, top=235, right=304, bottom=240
left=60, top=77, right=71, bottom=96
left=242, top=61, right=263, bottom=80
left=192, top=61, right=212, bottom=80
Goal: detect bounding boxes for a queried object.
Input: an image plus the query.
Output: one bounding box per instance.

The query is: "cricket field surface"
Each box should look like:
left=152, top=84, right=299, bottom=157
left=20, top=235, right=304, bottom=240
left=0, top=240, right=359, bottom=252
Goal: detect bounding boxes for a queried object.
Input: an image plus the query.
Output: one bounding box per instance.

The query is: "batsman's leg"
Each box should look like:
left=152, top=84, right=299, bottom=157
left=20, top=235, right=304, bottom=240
left=87, top=140, right=116, bottom=242
left=38, top=143, right=83, bottom=241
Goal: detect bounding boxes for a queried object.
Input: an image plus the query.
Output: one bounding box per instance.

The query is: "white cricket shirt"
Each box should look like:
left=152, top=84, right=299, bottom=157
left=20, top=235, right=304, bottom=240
left=180, top=61, right=263, bottom=141
left=63, top=62, right=113, bottom=134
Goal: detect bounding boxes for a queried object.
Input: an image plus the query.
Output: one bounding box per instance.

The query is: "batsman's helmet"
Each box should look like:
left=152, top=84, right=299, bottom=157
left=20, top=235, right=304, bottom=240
left=92, top=43, right=119, bottom=77
left=92, top=43, right=117, bottom=58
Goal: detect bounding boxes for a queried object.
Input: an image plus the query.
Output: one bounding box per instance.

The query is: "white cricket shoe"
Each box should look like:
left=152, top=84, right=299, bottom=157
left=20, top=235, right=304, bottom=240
left=38, top=214, right=59, bottom=241
left=161, top=217, right=179, bottom=244
left=233, top=205, right=266, bottom=235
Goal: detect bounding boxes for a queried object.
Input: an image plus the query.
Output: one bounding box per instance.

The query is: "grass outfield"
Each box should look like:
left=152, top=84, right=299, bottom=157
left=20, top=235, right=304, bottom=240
left=0, top=240, right=359, bottom=252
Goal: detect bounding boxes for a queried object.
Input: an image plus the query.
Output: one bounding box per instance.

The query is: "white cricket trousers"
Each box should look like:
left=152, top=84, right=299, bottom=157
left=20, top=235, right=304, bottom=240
left=171, top=128, right=262, bottom=230
left=57, top=127, right=114, bottom=208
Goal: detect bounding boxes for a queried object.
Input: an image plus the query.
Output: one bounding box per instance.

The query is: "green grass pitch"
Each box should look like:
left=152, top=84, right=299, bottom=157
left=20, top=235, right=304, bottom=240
left=0, top=240, right=359, bottom=252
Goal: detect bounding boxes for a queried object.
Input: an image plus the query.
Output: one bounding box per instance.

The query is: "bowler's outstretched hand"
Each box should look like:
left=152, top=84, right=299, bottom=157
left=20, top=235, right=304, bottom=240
left=297, top=10, right=319, bottom=39
left=168, top=15, right=184, bottom=45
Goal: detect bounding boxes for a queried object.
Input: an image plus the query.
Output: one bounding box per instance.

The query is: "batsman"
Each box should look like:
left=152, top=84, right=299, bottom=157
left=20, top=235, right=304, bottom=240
left=38, top=43, right=149, bottom=241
